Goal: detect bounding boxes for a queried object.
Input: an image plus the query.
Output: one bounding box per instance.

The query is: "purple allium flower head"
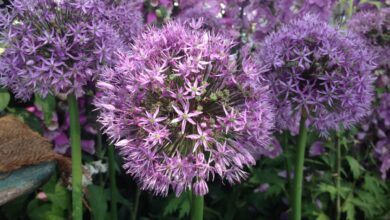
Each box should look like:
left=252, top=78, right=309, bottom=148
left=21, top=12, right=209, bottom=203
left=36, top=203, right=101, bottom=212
left=177, top=7, right=221, bottom=33
left=243, top=1, right=277, bottom=41
left=275, top=0, right=336, bottom=23
left=257, top=14, right=376, bottom=135
left=241, top=0, right=336, bottom=42
left=378, top=93, right=390, bottom=127
left=95, top=20, right=274, bottom=196
left=353, top=0, right=389, bottom=12
left=103, top=1, right=143, bottom=45
left=309, top=141, right=325, bottom=157
left=348, top=8, right=390, bottom=68
left=0, top=0, right=122, bottom=100
left=177, top=0, right=246, bottom=39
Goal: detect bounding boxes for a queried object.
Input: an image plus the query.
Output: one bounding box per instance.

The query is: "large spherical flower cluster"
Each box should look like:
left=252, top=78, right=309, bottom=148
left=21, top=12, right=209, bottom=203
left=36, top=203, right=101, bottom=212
left=102, top=1, right=143, bottom=45
left=243, top=1, right=277, bottom=41
left=176, top=0, right=337, bottom=43
left=275, top=0, right=336, bottom=22
left=257, top=14, right=376, bottom=135
left=177, top=7, right=221, bottom=33
left=243, top=0, right=336, bottom=42
left=348, top=8, right=390, bottom=68
left=177, top=0, right=247, bottom=39
left=0, top=0, right=125, bottom=100
left=95, top=20, right=275, bottom=196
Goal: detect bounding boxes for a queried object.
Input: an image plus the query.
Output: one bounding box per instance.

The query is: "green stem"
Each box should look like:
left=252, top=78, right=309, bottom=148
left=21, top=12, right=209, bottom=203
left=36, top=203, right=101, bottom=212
left=191, top=194, right=204, bottom=220
left=108, top=145, right=118, bottom=220
left=97, top=131, right=104, bottom=184
left=336, top=134, right=341, bottom=220
left=291, top=114, right=308, bottom=220
left=347, top=0, right=354, bottom=18
left=132, top=187, right=141, bottom=220
left=284, top=132, right=291, bottom=185
left=68, top=93, right=83, bottom=220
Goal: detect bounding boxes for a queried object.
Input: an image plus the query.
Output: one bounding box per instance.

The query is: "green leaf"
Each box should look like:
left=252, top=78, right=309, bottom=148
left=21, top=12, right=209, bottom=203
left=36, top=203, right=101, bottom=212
left=24, top=174, right=69, bottom=220
left=318, top=184, right=337, bottom=200
left=342, top=195, right=356, bottom=220
left=87, top=184, right=108, bottom=220
left=316, top=213, right=330, bottom=220
left=163, top=192, right=190, bottom=218
left=45, top=182, right=71, bottom=211
left=0, top=88, right=10, bottom=110
left=27, top=200, right=65, bottom=220
left=264, top=185, right=284, bottom=198
left=350, top=175, right=390, bottom=218
left=249, top=169, right=284, bottom=186
left=163, top=195, right=184, bottom=216
left=363, top=175, right=388, bottom=194
left=178, top=196, right=190, bottom=219
left=34, top=93, right=56, bottom=126
left=345, top=156, right=363, bottom=179
left=108, top=188, right=132, bottom=208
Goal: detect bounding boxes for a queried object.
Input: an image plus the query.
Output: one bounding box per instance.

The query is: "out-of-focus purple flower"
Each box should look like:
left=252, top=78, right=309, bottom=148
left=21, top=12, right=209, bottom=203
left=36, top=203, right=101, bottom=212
left=378, top=93, right=390, bottom=127
left=254, top=183, right=270, bottom=193
left=309, top=141, right=325, bottom=157
left=368, top=93, right=390, bottom=179
left=243, top=2, right=276, bottom=41
left=257, top=14, right=376, bottom=135
left=348, top=8, right=390, bottom=68
left=355, top=89, right=390, bottom=179
left=278, top=170, right=294, bottom=179
left=349, top=8, right=390, bottom=179
left=372, top=132, right=390, bottom=179
left=26, top=97, right=97, bottom=155
left=82, top=140, right=95, bottom=155
left=264, top=138, right=283, bottom=158
left=177, top=0, right=246, bottom=39
left=177, top=7, right=221, bottom=33
left=354, top=0, right=389, bottom=11
left=177, top=0, right=198, bottom=9
left=103, top=1, right=143, bottom=45
left=0, top=0, right=122, bottom=100
left=240, top=0, right=337, bottom=42
left=53, top=132, right=70, bottom=154
left=276, top=0, right=336, bottom=23
left=95, top=20, right=274, bottom=196
left=380, top=155, right=390, bottom=179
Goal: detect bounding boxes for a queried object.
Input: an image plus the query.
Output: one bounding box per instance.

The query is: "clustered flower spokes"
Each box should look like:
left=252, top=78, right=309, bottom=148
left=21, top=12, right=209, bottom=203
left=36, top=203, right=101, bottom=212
left=0, top=0, right=141, bottom=100
left=96, top=20, right=274, bottom=196
left=186, top=124, right=214, bottom=152
left=171, top=101, right=202, bottom=134
left=259, top=14, right=375, bottom=135
left=138, top=107, right=167, bottom=126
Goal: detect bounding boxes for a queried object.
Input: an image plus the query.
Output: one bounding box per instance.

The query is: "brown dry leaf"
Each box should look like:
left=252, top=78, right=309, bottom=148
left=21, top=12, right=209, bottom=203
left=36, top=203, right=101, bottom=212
left=0, top=115, right=71, bottom=175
